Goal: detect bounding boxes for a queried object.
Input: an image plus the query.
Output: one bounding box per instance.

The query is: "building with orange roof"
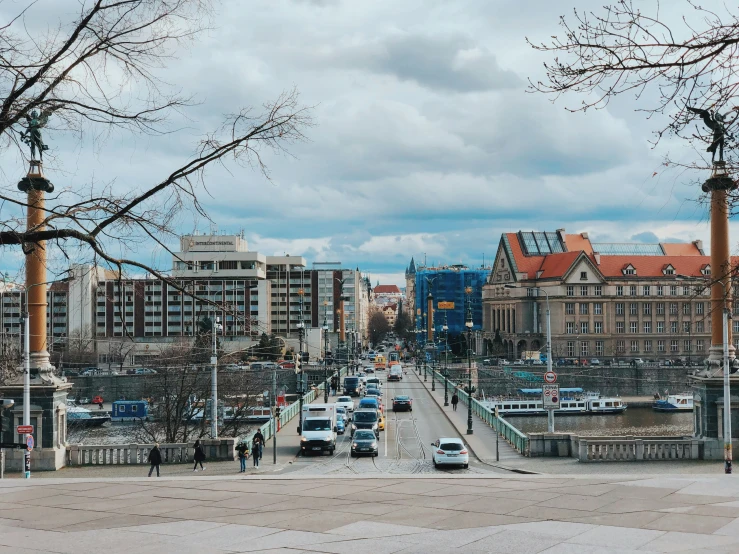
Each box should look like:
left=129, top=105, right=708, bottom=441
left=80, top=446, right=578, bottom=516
left=482, top=230, right=720, bottom=363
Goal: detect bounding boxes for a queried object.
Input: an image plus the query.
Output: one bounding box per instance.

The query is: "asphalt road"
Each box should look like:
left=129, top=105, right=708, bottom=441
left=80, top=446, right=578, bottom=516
left=284, top=365, right=500, bottom=475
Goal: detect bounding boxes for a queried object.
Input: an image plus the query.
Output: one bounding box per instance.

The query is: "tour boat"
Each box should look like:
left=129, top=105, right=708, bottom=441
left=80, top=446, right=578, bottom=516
left=66, top=402, right=111, bottom=427
left=653, top=393, right=693, bottom=412
left=478, top=388, right=627, bottom=416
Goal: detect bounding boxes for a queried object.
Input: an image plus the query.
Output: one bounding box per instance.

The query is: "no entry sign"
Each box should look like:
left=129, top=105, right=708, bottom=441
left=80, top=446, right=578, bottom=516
left=542, top=383, right=560, bottom=409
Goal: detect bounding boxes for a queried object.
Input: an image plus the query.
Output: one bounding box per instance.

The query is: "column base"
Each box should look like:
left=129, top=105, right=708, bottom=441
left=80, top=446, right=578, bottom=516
left=695, top=345, right=736, bottom=378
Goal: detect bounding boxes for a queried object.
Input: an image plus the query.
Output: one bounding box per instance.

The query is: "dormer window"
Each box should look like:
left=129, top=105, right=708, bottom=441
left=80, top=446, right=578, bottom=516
left=663, top=264, right=675, bottom=275
left=622, top=264, right=636, bottom=276
left=701, top=264, right=711, bottom=276
left=580, top=271, right=587, bottom=280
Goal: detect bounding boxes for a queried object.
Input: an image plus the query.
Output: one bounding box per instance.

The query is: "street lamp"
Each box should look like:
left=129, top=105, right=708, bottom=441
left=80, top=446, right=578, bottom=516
left=422, top=311, right=428, bottom=382
left=210, top=312, right=223, bottom=439
left=322, top=316, right=329, bottom=403
left=431, top=324, right=436, bottom=391
left=443, top=314, right=449, bottom=406
left=465, top=286, right=474, bottom=435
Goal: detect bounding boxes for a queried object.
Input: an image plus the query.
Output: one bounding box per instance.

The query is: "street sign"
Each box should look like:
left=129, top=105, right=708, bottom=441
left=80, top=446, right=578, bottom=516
left=26, top=435, right=34, bottom=451
left=542, top=384, right=560, bottom=409
left=543, top=371, right=557, bottom=384
left=16, top=425, right=33, bottom=435
left=437, top=301, right=455, bottom=310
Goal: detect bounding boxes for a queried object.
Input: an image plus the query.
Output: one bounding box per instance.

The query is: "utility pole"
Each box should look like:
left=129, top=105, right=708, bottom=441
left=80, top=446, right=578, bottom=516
left=210, top=313, right=221, bottom=439
left=465, top=286, right=474, bottom=435
left=272, top=368, right=277, bottom=464
left=297, top=288, right=305, bottom=434
left=443, top=313, right=449, bottom=406
left=322, top=314, right=329, bottom=403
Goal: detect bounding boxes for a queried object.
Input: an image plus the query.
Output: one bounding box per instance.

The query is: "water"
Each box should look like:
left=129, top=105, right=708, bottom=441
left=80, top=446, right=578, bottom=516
left=507, top=407, right=693, bottom=437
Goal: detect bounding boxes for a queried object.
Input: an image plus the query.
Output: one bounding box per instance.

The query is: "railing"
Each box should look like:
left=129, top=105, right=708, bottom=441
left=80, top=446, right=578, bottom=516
left=66, top=438, right=234, bottom=466
left=573, top=436, right=700, bottom=462
left=435, top=370, right=529, bottom=456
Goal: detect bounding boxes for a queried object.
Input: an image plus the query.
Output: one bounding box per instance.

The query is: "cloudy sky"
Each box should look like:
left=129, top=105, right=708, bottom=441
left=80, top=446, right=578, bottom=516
left=0, top=0, right=725, bottom=286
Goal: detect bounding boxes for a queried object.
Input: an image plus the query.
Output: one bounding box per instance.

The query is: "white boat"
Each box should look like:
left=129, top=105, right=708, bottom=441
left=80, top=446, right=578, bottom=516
left=66, top=402, right=111, bottom=427
left=479, top=389, right=626, bottom=416
left=653, top=393, right=693, bottom=412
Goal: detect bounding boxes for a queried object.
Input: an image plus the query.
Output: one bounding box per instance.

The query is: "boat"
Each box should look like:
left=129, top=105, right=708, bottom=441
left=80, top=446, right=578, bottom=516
left=66, top=402, right=111, bottom=427
left=653, top=393, right=693, bottom=412
left=111, top=400, right=149, bottom=422
left=478, top=388, right=627, bottom=416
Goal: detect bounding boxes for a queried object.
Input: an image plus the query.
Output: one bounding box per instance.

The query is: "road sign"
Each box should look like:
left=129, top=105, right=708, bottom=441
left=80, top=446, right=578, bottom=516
left=542, top=383, right=560, bottom=409
left=543, top=371, right=557, bottom=384
left=16, top=425, right=33, bottom=435
left=26, top=435, right=34, bottom=451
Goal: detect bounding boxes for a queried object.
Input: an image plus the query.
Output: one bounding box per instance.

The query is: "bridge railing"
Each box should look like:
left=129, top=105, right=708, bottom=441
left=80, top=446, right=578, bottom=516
left=573, top=436, right=700, bottom=462
left=67, top=439, right=234, bottom=466
left=434, top=370, right=529, bottom=456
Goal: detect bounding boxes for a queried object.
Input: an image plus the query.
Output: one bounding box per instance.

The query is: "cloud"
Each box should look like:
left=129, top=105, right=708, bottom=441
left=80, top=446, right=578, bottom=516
left=630, top=231, right=660, bottom=243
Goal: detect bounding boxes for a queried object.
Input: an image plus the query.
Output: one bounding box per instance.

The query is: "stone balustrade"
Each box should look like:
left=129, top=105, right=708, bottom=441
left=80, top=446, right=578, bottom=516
left=66, top=438, right=235, bottom=466
left=572, top=436, right=700, bottom=462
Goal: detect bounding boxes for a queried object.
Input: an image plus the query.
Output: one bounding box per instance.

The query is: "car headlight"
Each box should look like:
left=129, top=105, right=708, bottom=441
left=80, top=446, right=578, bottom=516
left=324, top=437, right=332, bottom=442
left=300, top=437, right=308, bottom=442
left=352, top=443, right=358, bottom=448
left=371, top=443, right=377, bottom=448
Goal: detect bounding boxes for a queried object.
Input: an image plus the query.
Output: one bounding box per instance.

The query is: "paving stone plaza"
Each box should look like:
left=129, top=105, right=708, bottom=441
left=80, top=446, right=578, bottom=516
left=3, top=474, right=739, bottom=553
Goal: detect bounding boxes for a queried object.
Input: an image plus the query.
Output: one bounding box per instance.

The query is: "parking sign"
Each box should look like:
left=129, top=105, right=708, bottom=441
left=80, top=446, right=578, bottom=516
left=542, top=384, right=560, bottom=409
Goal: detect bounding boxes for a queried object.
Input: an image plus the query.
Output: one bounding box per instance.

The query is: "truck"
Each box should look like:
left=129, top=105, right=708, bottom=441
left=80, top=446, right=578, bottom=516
left=299, top=406, right=337, bottom=455
left=522, top=351, right=544, bottom=362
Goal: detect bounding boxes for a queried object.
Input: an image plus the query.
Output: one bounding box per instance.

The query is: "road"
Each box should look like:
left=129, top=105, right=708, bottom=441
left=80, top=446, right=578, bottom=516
left=285, top=364, right=502, bottom=475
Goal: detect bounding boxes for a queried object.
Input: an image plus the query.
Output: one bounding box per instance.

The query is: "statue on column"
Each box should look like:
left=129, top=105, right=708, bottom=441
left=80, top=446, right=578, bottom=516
left=19, top=108, right=55, bottom=161
left=687, top=105, right=739, bottom=163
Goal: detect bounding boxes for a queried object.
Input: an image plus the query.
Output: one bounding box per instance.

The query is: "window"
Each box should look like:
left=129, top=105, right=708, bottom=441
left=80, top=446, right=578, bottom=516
left=670, top=340, right=679, bottom=352
left=616, top=340, right=625, bottom=353
left=697, top=321, right=704, bottom=333
left=656, top=302, right=665, bottom=315
left=657, top=321, right=665, bottom=334
left=566, top=286, right=574, bottom=297
left=624, top=267, right=636, bottom=276
left=657, top=285, right=664, bottom=296
left=565, top=303, right=575, bottom=315
left=630, top=285, right=637, bottom=296
left=219, top=261, right=238, bottom=270
left=664, top=266, right=675, bottom=275
left=594, top=321, right=603, bottom=334
left=567, top=341, right=575, bottom=357
left=630, top=321, right=638, bottom=333
left=697, top=339, right=705, bottom=352
left=644, top=321, right=651, bottom=333
left=630, top=303, right=638, bottom=315
left=580, top=271, right=587, bottom=280
left=702, top=265, right=711, bottom=276
left=131, top=405, right=138, bottom=412
left=669, top=303, right=678, bottom=315
left=734, top=320, right=739, bottom=334
left=616, top=303, right=624, bottom=315
left=580, top=303, right=589, bottom=315
left=683, top=303, right=691, bottom=316
left=594, top=303, right=603, bottom=315
left=580, top=285, right=588, bottom=296
left=682, top=286, right=690, bottom=296
left=594, top=285, right=602, bottom=296
left=671, top=321, right=678, bottom=334
left=643, top=285, right=651, bottom=296
left=595, top=341, right=604, bottom=356
left=683, top=322, right=691, bottom=333
left=581, top=342, right=589, bottom=356
left=670, top=285, right=677, bottom=296
left=643, top=303, right=652, bottom=316
left=684, top=340, right=692, bottom=352
left=657, top=339, right=665, bottom=352
left=566, top=322, right=575, bottom=334
left=645, top=339, right=653, bottom=352
left=581, top=322, right=589, bottom=334
left=631, top=340, right=639, bottom=352
left=616, top=286, right=624, bottom=296
left=697, top=302, right=704, bottom=315
left=616, top=322, right=625, bottom=333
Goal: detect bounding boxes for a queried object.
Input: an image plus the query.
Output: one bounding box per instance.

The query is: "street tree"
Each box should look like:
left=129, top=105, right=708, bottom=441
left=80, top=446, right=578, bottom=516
left=393, top=310, right=414, bottom=342
left=368, top=310, right=391, bottom=346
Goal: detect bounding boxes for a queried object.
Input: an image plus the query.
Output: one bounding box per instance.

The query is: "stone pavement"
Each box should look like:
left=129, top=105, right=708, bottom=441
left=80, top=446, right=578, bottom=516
left=4, top=474, right=739, bottom=553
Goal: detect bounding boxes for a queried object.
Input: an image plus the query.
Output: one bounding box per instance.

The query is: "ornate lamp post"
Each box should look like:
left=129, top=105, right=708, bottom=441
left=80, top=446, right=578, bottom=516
left=297, top=288, right=305, bottom=433
left=431, top=324, right=436, bottom=391
left=443, top=314, right=449, bottom=406
left=465, top=286, right=474, bottom=435
left=322, top=314, right=329, bottom=403
left=422, top=311, right=428, bottom=382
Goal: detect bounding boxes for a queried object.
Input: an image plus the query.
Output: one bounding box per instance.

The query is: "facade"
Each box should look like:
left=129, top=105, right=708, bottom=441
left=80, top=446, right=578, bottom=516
left=310, top=262, right=368, bottom=348
left=405, top=258, right=417, bottom=316
left=381, top=303, right=398, bottom=326
left=482, top=229, right=719, bottom=362
left=413, top=264, right=490, bottom=338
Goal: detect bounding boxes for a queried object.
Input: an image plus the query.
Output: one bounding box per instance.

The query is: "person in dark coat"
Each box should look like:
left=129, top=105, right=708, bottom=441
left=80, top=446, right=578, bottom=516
left=147, top=443, right=162, bottom=477
left=236, top=442, right=249, bottom=473
left=252, top=433, right=263, bottom=468
left=451, top=392, right=459, bottom=411
left=193, top=439, right=206, bottom=471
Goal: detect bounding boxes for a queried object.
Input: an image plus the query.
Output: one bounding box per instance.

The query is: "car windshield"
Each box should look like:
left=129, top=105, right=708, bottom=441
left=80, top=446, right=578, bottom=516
left=338, top=397, right=351, bottom=402
left=354, top=431, right=375, bottom=440
left=336, top=407, right=346, bottom=414
left=395, top=396, right=409, bottom=401
left=360, top=399, right=378, bottom=407
left=353, top=411, right=378, bottom=423
left=344, top=378, right=359, bottom=385
left=303, top=419, right=332, bottom=431
left=366, top=389, right=380, bottom=395
left=440, top=442, right=463, bottom=451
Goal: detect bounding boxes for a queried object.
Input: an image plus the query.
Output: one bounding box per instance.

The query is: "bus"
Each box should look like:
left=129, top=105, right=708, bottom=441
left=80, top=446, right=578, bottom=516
left=374, top=354, right=387, bottom=370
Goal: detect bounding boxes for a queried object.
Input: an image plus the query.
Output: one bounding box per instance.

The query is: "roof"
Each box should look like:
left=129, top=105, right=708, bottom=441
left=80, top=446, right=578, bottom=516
left=537, top=251, right=581, bottom=279
left=595, top=255, right=714, bottom=278
left=564, top=234, right=593, bottom=254
left=662, top=242, right=703, bottom=256
left=374, top=284, right=401, bottom=295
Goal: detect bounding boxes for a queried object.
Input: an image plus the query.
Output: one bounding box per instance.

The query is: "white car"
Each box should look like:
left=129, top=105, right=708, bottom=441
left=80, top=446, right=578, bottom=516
left=431, top=437, right=469, bottom=469
left=336, top=406, right=348, bottom=425
left=336, top=396, right=355, bottom=413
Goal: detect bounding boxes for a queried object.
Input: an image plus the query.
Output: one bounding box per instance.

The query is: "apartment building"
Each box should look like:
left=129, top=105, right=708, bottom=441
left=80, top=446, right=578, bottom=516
left=482, top=229, right=718, bottom=361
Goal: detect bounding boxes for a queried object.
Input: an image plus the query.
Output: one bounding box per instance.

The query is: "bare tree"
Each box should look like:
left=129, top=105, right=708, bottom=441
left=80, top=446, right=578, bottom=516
left=529, top=1, right=739, bottom=172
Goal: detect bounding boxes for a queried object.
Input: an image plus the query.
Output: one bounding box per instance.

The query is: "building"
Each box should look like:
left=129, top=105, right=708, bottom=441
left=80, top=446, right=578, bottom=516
left=482, top=229, right=718, bottom=361
left=405, top=258, right=417, bottom=316
left=413, top=264, right=491, bottom=339
left=381, top=303, right=398, bottom=327
left=310, top=263, right=367, bottom=351
left=374, top=284, right=402, bottom=300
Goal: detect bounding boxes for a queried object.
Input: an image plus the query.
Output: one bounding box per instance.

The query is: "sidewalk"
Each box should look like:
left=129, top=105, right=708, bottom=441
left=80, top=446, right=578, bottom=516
left=411, top=368, right=523, bottom=468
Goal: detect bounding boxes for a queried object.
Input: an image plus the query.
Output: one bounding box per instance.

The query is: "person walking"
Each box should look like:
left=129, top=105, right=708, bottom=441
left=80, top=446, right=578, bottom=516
left=252, top=433, right=263, bottom=468
left=236, top=441, right=249, bottom=473
left=451, top=392, right=459, bottom=411
left=147, top=443, right=162, bottom=477
left=193, top=439, right=206, bottom=472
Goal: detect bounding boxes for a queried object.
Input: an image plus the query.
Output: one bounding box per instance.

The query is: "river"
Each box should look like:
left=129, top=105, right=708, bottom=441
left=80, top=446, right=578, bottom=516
left=506, top=407, right=693, bottom=437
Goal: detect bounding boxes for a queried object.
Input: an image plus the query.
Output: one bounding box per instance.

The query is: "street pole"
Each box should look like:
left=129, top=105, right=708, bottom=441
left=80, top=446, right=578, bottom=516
left=724, top=306, right=732, bottom=473
left=466, top=287, right=473, bottom=435
left=431, top=331, right=436, bottom=391
left=23, top=299, right=30, bottom=477
left=210, top=314, right=218, bottom=439
left=545, top=291, right=554, bottom=434
left=273, top=368, right=277, bottom=464
left=443, top=316, right=449, bottom=406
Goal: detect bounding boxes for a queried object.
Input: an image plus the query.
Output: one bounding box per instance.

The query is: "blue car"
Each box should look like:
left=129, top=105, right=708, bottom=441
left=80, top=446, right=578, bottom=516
left=336, top=417, right=345, bottom=435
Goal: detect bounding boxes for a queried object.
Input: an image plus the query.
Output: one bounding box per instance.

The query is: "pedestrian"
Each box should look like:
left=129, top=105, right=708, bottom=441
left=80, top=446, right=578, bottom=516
left=253, top=429, right=264, bottom=446
left=236, top=441, right=248, bottom=473
left=193, top=439, right=206, bottom=472
left=451, top=392, right=459, bottom=411
left=252, top=433, right=263, bottom=468
left=147, top=443, right=162, bottom=477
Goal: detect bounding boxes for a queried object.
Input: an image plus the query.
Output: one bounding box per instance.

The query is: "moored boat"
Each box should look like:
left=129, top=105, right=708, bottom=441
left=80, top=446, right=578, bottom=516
left=479, top=388, right=627, bottom=416
left=66, top=402, right=111, bottom=427
left=653, top=393, right=693, bottom=412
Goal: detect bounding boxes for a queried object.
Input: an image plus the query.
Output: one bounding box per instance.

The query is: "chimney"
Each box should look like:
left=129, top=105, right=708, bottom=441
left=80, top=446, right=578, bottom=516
left=594, top=252, right=601, bottom=265
left=581, top=232, right=589, bottom=239
left=693, top=239, right=704, bottom=255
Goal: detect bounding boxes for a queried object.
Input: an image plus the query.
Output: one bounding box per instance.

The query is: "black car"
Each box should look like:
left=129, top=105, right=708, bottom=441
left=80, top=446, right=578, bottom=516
left=392, top=395, right=412, bottom=412
left=365, top=387, right=382, bottom=398
left=351, top=429, right=379, bottom=457
left=343, top=376, right=361, bottom=397
left=352, top=409, right=380, bottom=438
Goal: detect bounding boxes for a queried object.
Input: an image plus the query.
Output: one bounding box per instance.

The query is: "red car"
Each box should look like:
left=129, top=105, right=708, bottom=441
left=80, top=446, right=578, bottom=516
left=92, top=395, right=104, bottom=405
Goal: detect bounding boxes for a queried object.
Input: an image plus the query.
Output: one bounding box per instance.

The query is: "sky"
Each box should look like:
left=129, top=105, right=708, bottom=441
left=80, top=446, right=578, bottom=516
left=0, top=0, right=728, bottom=287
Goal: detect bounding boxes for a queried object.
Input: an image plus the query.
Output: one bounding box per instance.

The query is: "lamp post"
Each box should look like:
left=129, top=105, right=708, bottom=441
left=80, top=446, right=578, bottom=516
left=465, top=286, right=474, bottom=435
left=443, top=314, right=449, bottom=406
left=322, top=315, right=329, bottom=403
left=210, top=312, right=223, bottom=439
left=422, top=311, right=428, bottom=382
left=297, top=288, right=305, bottom=433
left=431, top=325, right=436, bottom=391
